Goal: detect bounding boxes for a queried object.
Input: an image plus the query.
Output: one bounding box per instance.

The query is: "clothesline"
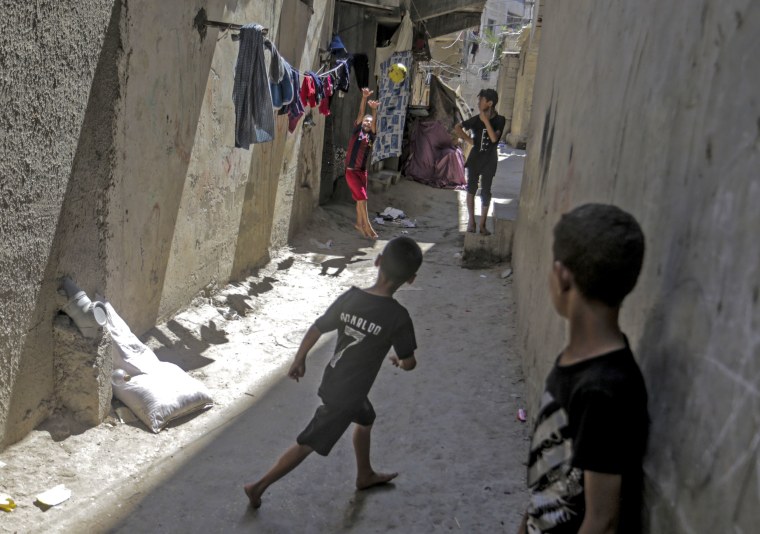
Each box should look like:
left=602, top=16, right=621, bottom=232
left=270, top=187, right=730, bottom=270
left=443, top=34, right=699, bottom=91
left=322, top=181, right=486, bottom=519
left=203, top=19, right=269, bottom=34
left=205, top=18, right=347, bottom=82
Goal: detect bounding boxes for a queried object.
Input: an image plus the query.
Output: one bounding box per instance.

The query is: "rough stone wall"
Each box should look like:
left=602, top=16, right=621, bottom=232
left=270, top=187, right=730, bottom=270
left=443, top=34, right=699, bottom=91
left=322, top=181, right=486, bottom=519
left=513, top=1, right=760, bottom=531
left=0, top=0, right=115, bottom=448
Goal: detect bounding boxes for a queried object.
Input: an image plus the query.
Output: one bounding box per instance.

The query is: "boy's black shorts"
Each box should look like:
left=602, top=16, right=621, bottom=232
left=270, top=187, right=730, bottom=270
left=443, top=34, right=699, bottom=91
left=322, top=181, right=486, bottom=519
left=297, top=399, right=376, bottom=456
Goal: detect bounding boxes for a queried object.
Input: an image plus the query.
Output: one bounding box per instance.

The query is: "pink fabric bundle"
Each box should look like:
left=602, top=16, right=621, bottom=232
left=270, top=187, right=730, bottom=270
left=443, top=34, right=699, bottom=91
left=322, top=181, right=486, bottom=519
left=404, top=120, right=466, bottom=188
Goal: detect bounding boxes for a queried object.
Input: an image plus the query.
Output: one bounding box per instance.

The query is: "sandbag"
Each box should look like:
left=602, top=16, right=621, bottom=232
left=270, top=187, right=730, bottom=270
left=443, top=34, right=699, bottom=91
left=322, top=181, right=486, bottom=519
left=112, top=362, right=213, bottom=433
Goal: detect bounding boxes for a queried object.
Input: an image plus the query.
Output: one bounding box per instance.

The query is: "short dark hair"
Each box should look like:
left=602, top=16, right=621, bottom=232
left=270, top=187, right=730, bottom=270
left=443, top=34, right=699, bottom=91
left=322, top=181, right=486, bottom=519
left=380, top=237, right=423, bottom=283
left=553, top=204, right=645, bottom=307
left=478, top=88, right=499, bottom=106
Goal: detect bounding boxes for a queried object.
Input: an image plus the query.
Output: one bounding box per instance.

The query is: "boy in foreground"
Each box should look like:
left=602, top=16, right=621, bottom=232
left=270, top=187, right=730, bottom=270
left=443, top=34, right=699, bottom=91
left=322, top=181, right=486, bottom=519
left=519, top=204, right=649, bottom=534
left=244, top=236, right=423, bottom=508
left=454, top=88, right=505, bottom=236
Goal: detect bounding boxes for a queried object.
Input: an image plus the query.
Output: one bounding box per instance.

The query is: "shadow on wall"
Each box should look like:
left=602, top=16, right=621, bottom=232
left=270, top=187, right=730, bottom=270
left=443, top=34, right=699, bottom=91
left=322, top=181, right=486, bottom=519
left=2, top=1, right=123, bottom=449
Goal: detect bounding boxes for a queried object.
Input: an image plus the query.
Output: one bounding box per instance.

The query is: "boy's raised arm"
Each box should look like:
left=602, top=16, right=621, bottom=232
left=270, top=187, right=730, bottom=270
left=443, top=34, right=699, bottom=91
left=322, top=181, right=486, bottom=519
left=356, top=87, right=372, bottom=125
left=288, top=324, right=323, bottom=382
left=367, top=99, right=380, bottom=134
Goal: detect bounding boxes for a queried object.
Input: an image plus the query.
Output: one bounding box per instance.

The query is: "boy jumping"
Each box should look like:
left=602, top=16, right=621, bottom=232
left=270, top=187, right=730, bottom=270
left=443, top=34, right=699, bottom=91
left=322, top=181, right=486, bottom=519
left=345, top=87, right=380, bottom=239
left=454, top=88, right=505, bottom=235
left=519, top=204, right=649, bottom=534
left=244, top=236, right=423, bottom=508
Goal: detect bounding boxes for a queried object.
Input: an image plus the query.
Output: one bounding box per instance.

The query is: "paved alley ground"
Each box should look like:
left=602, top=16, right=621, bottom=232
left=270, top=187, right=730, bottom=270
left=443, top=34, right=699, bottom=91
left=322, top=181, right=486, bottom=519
left=0, top=149, right=529, bottom=533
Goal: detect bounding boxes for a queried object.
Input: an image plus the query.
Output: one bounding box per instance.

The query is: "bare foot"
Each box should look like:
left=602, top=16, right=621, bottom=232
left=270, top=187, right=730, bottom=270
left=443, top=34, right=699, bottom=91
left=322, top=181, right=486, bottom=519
left=479, top=227, right=491, bottom=236
left=356, top=471, right=398, bottom=490
left=354, top=224, right=367, bottom=237
left=244, top=482, right=264, bottom=509
left=467, top=222, right=477, bottom=233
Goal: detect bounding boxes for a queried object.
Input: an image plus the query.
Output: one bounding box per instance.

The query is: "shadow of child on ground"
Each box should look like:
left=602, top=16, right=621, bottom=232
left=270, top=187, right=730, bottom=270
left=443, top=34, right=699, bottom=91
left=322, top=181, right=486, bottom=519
left=320, top=250, right=368, bottom=277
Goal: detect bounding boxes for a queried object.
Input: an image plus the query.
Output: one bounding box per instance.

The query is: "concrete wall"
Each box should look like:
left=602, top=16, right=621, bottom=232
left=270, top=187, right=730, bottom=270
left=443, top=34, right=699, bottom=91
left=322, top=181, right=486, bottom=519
left=504, top=18, right=539, bottom=148
left=0, top=0, right=115, bottom=448
left=0, top=0, right=333, bottom=448
left=513, top=1, right=760, bottom=531
left=495, top=53, right=519, bottom=131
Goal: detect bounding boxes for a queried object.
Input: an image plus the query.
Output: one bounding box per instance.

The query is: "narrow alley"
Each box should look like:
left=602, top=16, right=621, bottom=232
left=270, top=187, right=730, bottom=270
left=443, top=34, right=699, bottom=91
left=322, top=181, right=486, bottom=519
left=3, top=1, right=758, bottom=532
left=0, top=151, right=530, bottom=533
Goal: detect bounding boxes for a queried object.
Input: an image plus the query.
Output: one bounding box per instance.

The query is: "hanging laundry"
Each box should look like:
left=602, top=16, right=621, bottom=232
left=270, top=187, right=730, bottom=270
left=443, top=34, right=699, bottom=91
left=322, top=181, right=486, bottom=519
left=310, top=72, right=324, bottom=105
left=271, top=60, right=294, bottom=110
left=352, top=53, right=370, bottom=88
left=373, top=51, right=412, bottom=162
left=300, top=74, right=317, bottom=108
left=285, top=68, right=305, bottom=133
left=318, top=75, right=333, bottom=116
left=335, top=59, right=351, bottom=93
left=233, top=24, right=275, bottom=148
left=328, top=35, right=348, bottom=58
left=264, top=39, right=286, bottom=84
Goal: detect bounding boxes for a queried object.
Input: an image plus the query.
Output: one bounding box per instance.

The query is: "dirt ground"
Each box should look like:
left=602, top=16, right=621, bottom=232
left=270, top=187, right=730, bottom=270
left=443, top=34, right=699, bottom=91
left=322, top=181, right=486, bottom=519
left=0, top=163, right=529, bottom=533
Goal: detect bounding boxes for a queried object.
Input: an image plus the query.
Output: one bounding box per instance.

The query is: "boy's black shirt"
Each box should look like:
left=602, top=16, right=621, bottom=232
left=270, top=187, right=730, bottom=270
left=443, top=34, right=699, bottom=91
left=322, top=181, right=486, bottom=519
left=526, top=343, right=649, bottom=534
left=461, top=113, right=506, bottom=177
left=315, top=287, right=416, bottom=408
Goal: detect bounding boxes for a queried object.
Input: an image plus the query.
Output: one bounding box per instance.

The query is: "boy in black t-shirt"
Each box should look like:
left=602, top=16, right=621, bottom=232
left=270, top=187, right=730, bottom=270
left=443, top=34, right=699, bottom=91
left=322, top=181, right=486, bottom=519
left=519, top=204, right=649, bottom=534
left=454, top=88, right=506, bottom=235
left=244, top=237, right=423, bottom=509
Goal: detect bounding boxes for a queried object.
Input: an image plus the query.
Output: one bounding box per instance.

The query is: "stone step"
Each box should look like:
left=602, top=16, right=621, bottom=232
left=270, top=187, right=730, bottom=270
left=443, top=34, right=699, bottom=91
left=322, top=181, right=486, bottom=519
left=463, top=199, right=518, bottom=266
left=368, top=170, right=400, bottom=192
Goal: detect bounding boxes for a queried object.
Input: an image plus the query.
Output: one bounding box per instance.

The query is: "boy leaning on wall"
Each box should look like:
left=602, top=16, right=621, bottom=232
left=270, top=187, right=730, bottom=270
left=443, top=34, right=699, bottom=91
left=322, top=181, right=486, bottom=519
left=519, top=204, right=649, bottom=534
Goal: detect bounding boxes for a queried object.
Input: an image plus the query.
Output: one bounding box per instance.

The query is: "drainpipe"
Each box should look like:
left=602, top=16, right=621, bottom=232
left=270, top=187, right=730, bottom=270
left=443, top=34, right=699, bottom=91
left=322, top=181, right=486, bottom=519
left=59, top=277, right=107, bottom=338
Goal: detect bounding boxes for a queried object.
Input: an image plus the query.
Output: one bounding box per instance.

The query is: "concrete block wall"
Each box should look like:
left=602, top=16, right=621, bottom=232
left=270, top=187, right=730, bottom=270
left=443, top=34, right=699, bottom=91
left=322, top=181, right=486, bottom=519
left=512, top=1, right=760, bottom=531
left=0, top=0, right=334, bottom=449
left=53, top=318, right=112, bottom=426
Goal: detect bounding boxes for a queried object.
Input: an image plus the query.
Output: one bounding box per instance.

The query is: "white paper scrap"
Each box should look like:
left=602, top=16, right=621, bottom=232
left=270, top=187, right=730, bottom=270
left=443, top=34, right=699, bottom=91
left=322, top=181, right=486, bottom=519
left=35, top=484, right=71, bottom=507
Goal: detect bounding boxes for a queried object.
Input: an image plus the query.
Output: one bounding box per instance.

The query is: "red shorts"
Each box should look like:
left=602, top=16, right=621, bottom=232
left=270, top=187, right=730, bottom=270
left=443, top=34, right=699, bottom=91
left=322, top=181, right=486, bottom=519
left=345, top=168, right=368, bottom=201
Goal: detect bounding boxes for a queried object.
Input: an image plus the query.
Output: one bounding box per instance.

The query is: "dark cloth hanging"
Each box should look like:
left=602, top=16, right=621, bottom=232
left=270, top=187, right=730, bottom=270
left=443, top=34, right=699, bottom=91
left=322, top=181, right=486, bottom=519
left=263, top=39, right=286, bottom=83
left=352, top=53, right=370, bottom=88
left=278, top=68, right=305, bottom=133
left=232, top=24, right=274, bottom=148
left=287, top=70, right=305, bottom=133
left=335, top=59, right=351, bottom=93
left=310, top=72, right=324, bottom=104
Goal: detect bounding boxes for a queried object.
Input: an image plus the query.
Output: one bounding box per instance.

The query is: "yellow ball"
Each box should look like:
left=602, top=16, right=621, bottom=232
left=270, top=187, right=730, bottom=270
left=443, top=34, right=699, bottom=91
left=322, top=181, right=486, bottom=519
left=388, top=63, right=408, bottom=84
